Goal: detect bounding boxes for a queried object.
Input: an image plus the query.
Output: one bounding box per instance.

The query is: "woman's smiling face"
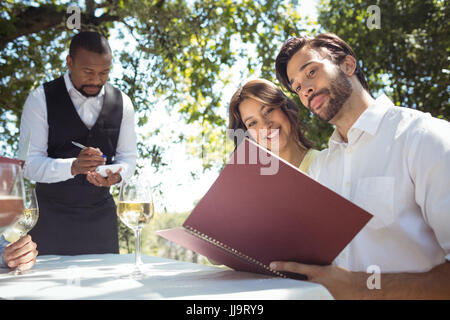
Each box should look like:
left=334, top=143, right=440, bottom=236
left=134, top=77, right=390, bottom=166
left=238, top=97, right=292, bottom=152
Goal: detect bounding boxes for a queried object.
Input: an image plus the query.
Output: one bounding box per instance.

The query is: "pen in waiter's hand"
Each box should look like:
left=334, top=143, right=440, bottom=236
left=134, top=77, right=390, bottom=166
left=71, top=141, right=107, bottom=159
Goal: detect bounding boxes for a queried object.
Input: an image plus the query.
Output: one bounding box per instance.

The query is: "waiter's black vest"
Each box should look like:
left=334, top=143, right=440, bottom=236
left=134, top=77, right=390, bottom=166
left=31, top=76, right=123, bottom=255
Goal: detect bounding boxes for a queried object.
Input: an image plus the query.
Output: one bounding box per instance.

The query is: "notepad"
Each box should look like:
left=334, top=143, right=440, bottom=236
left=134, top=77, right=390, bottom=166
left=157, top=138, right=373, bottom=279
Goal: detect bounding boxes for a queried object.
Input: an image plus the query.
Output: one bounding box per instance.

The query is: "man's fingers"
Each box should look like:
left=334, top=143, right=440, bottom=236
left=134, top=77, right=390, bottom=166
left=86, top=172, right=110, bottom=187
left=270, top=261, right=321, bottom=279
left=9, top=249, right=37, bottom=269
left=78, top=154, right=99, bottom=161
left=5, top=235, right=32, bottom=253
left=77, top=158, right=105, bottom=169
left=76, top=156, right=105, bottom=175
left=77, top=148, right=106, bottom=167
left=5, top=238, right=37, bottom=267
left=77, top=158, right=105, bottom=165
left=106, top=169, right=122, bottom=184
left=87, top=171, right=120, bottom=187
left=7, top=239, right=36, bottom=261
left=17, top=234, right=32, bottom=246
left=86, top=172, right=102, bottom=186
left=91, top=172, right=107, bottom=185
left=72, top=148, right=105, bottom=176
left=79, top=147, right=103, bottom=156
left=79, top=164, right=102, bottom=172
left=17, top=258, right=36, bottom=272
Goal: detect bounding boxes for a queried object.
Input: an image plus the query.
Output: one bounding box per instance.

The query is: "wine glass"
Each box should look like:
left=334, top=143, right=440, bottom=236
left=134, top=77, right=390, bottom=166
left=3, top=187, right=39, bottom=275
left=0, top=163, right=25, bottom=235
left=3, top=187, right=39, bottom=242
left=117, top=176, right=155, bottom=279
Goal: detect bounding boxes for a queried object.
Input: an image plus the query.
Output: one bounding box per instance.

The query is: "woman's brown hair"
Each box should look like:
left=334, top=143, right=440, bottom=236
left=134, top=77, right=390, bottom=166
left=228, top=78, right=313, bottom=149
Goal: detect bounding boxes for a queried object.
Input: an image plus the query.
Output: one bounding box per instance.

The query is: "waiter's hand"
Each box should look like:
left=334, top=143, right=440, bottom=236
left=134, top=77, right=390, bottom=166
left=86, top=168, right=122, bottom=187
left=3, top=235, right=38, bottom=271
left=71, top=147, right=106, bottom=175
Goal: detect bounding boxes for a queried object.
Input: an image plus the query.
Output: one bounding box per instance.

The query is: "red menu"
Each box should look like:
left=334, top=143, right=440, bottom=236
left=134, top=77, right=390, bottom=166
left=157, top=138, right=372, bottom=279
left=0, top=156, right=25, bottom=168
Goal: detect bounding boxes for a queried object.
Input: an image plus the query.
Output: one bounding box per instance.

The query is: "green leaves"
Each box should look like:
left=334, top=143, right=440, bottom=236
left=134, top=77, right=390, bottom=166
left=318, top=0, right=449, bottom=120
left=0, top=0, right=368, bottom=164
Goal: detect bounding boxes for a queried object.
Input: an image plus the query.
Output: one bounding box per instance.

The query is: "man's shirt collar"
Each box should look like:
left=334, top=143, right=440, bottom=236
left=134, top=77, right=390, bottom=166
left=328, top=94, right=393, bottom=149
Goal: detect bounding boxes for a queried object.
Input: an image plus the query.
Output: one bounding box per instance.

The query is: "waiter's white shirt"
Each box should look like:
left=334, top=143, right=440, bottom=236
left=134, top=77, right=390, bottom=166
left=19, top=71, right=137, bottom=183
left=309, top=94, right=450, bottom=273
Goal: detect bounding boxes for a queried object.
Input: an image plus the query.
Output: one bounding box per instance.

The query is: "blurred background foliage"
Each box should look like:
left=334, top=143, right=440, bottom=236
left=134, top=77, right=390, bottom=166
left=1, top=0, right=448, bottom=263
left=318, top=0, right=449, bottom=120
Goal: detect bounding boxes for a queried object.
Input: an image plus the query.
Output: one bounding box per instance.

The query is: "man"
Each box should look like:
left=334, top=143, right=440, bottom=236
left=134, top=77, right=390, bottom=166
left=270, top=33, right=450, bottom=299
left=18, top=31, right=137, bottom=255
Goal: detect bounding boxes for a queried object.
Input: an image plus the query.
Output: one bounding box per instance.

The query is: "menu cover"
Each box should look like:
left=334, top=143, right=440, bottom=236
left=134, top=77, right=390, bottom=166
left=157, top=138, right=373, bottom=279
left=0, top=156, right=25, bottom=168
left=0, top=156, right=25, bottom=230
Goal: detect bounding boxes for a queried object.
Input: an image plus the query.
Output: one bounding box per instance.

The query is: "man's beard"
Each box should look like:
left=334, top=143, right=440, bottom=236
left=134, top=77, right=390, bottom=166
left=308, top=69, right=352, bottom=123
left=78, top=84, right=102, bottom=97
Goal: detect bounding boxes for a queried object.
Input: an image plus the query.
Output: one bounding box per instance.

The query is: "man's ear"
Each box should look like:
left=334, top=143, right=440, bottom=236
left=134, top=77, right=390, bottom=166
left=340, top=55, right=357, bottom=77
left=66, top=55, right=73, bottom=72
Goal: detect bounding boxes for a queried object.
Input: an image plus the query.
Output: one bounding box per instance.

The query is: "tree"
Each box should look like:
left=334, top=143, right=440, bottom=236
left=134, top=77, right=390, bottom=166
left=0, top=0, right=327, bottom=162
left=1, top=0, right=327, bottom=256
left=317, top=0, right=449, bottom=120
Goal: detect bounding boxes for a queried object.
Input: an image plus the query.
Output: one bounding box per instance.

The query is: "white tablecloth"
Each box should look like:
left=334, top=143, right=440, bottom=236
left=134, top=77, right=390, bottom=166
left=0, top=254, right=333, bottom=300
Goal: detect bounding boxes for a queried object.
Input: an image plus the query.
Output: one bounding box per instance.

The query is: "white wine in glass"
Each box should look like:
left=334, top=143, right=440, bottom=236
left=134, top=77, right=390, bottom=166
left=3, top=188, right=39, bottom=243
left=117, top=201, right=154, bottom=230
left=3, top=188, right=39, bottom=275
left=118, top=177, right=154, bottom=279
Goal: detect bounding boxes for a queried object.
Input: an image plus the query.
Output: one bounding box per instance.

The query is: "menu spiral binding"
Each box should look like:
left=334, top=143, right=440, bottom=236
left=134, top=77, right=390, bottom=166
left=185, top=225, right=287, bottom=278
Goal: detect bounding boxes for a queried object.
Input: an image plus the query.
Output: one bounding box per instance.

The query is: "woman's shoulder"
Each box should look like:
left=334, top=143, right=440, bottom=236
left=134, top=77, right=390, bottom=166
left=299, top=148, right=320, bottom=173
left=304, top=148, right=321, bottom=163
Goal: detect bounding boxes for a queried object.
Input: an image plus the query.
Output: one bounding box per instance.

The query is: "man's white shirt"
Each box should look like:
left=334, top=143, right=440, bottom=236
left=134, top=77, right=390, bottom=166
left=309, top=94, right=450, bottom=273
left=19, top=71, right=137, bottom=183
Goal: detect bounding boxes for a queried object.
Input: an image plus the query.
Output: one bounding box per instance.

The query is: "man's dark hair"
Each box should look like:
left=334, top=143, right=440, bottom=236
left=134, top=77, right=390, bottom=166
left=69, top=31, right=112, bottom=59
left=275, top=33, right=370, bottom=94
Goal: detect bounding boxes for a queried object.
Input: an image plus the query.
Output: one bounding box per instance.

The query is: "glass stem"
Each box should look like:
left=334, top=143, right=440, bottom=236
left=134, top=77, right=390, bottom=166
left=134, top=227, right=142, bottom=267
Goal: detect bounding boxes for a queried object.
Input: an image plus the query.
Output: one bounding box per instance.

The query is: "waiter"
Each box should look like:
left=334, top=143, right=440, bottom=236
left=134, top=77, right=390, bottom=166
left=18, top=31, right=137, bottom=255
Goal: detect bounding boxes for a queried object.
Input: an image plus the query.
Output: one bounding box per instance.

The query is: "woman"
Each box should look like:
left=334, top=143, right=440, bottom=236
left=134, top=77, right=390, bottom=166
left=228, top=78, right=319, bottom=173
left=208, top=79, right=320, bottom=267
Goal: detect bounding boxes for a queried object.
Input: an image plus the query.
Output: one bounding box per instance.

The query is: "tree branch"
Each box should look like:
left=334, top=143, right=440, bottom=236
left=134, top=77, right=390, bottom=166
left=0, top=5, right=66, bottom=49
left=0, top=4, right=122, bottom=50
left=0, top=98, right=22, bottom=114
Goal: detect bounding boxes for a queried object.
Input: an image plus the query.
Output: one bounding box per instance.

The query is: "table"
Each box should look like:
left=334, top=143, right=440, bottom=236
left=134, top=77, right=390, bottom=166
left=0, top=254, right=333, bottom=300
